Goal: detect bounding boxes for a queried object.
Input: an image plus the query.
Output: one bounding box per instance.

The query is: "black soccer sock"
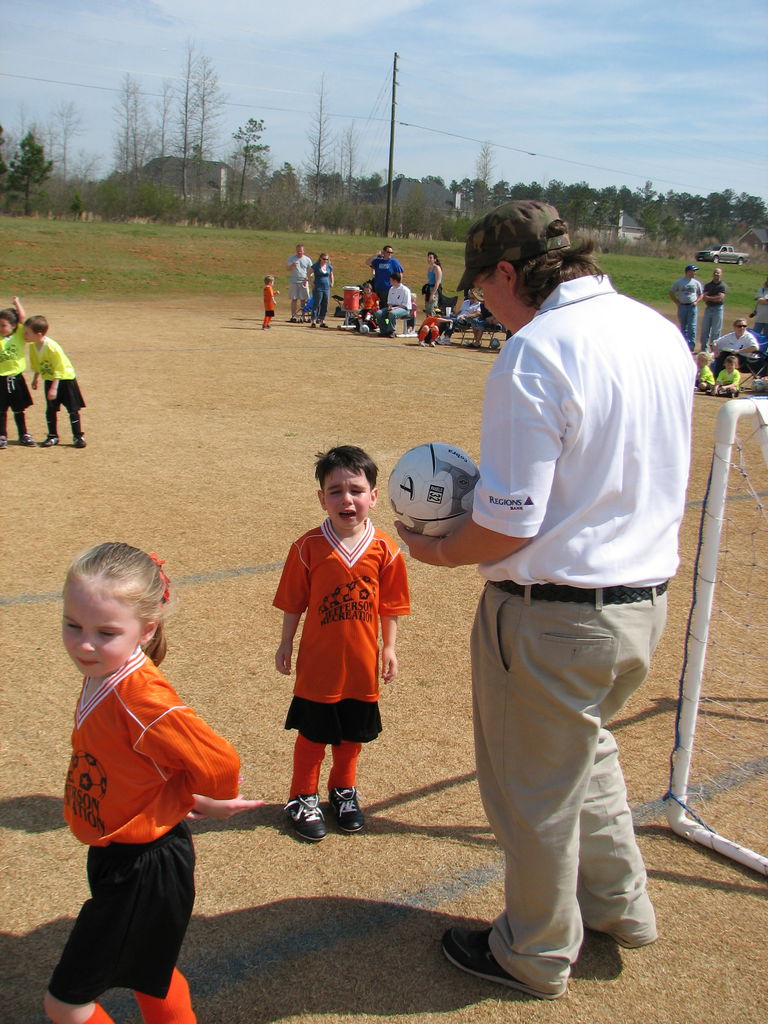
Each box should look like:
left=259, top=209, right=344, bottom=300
left=13, top=411, right=28, bottom=437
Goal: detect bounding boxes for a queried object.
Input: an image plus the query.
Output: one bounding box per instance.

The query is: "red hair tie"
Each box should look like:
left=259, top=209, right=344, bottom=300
left=149, top=552, right=171, bottom=604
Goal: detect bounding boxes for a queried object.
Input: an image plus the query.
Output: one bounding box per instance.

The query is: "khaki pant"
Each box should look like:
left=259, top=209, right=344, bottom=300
left=471, top=583, right=666, bottom=994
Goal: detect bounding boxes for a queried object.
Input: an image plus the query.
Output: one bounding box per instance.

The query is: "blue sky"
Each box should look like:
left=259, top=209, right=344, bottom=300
left=2, top=0, right=767, bottom=200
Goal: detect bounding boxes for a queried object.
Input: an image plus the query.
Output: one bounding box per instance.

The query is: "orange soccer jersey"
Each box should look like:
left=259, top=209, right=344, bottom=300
left=64, top=650, right=239, bottom=846
left=362, top=292, right=379, bottom=311
left=273, top=519, right=410, bottom=703
left=263, top=285, right=276, bottom=311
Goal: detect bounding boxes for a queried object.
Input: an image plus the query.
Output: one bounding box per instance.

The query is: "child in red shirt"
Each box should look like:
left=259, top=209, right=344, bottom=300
left=418, top=313, right=452, bottom=347
left=274, top=446, right=410, bottom=841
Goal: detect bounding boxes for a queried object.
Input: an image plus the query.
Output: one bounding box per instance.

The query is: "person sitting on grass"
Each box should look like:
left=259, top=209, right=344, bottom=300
left=694, top=350, right=715, bottom=394
left=273, top=445, right=410, bottom=842
left=715, top=354, right=741, bottom=398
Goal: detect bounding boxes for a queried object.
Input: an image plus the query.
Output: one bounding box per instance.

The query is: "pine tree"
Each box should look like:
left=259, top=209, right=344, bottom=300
left=7, top=132, right=53, bottom=214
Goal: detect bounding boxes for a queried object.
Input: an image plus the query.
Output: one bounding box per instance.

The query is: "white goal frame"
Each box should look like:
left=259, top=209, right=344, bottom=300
left=666, top=397, right=768, bottom=875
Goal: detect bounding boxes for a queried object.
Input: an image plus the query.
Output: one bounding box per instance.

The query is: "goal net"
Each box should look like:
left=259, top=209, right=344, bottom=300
left=666, top=397, right=768, bottom=876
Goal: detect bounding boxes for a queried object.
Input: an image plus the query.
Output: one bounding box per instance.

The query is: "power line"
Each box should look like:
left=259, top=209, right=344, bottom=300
left=2, top=72, right=760, bottom=193
left=397, top=121, right=690, bottom=188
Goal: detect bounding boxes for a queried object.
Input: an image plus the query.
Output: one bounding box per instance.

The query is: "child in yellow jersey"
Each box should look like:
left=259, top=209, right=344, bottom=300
left=694, top=350, right=715, bottom=394
left=0, top=295, right=35, bottom=448
left=45, top=543, right=262, bottom=1024
left=274, top=446, right=410, bottom=841
left=715, top=354, right=741, bottom=397
left=24, top=314, right=87, bottom=448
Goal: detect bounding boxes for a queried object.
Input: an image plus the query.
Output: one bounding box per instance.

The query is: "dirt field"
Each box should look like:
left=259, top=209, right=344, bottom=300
left=1, top=298, right=765, bottom=1024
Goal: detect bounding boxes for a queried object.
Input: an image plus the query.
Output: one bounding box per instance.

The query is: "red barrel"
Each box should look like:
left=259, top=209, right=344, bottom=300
left=343, top=286, right=360, bottom=311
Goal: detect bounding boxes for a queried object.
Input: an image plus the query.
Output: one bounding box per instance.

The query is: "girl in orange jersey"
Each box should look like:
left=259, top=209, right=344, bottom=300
left=45, top=543, right=262, bottom=1024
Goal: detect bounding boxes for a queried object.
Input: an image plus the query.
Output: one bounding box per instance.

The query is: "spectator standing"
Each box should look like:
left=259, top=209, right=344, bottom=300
left=669, top=264, right=703, bottom=351
left=286, top=244, right=313, bottom=322
left=366, top=245, right=404, bottom=308
left=424, top=252, right=443, bottom=315
left=396, top=200, right=693, bottom=1001
left=309, top=253, right=334, bottom=329
left=752, top=276, right=768, bottom=339
left=699, top=268, right=727, bottom=352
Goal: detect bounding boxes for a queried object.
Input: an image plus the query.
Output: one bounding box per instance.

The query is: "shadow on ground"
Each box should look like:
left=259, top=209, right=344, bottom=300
left=3, top=896, right=625, bottom=1023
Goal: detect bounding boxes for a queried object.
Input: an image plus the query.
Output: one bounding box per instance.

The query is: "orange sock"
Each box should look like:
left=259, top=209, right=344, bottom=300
left=134, top=969, right=196, bottom=1023
left=328, top=740, right=362, bottom=791
left=85, top=1006, right=116, bottom=1023
left=290, top=734, right=326, bottom=797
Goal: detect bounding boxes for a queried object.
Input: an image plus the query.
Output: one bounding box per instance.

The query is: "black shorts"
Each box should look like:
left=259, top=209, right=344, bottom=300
left=285, top=696, right=381, bottom=745
left=0, top=373, right=33, bottom=412
left=48, top=821, right=195, bottom=1003
left=45, top=378, right=85, bottom=413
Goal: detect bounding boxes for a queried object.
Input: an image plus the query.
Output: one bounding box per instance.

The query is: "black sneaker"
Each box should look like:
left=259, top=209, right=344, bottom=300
left=73, top=436, right=87, bottom=449
left=40, top=436, right=59, bottom=447
left=329, top=786, right=364, bottom=832
left=441, top=927, right=566, bottom=1000
left=284, top=794, right=326, bottom=841
left=19, top=433, right=36, bottom=446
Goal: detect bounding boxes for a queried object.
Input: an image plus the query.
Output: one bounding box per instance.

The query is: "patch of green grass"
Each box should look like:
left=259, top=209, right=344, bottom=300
left=2, top=217, right=764, bottom=320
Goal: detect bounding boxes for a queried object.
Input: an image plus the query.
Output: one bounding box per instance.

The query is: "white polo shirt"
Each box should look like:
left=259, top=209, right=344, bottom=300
left=386, top=283, right=413, bottom=310
left=472, top=275, right=694, bottom=587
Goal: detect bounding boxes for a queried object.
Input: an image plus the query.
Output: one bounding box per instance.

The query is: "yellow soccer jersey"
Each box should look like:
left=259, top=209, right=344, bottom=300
left=0, top=323, right=27, bottom=377
left=29, top=336, right=76, bottom=380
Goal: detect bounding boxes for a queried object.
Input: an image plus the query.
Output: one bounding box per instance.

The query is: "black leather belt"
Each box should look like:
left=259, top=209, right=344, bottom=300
left=491, top=580, right=668, bottom=605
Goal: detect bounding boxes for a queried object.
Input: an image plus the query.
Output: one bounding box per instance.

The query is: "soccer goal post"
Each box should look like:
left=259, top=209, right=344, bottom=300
left=666, top=397, right=768, bottom=876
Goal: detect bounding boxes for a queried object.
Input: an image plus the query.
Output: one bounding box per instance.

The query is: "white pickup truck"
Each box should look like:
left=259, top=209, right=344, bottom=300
left=695, top=245, right=750, bottom=265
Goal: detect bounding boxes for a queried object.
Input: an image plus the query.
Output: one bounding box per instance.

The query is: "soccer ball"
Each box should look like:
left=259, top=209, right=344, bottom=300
left=752, top=376, right=767, bottom=394
left=67, top=750, right=108, bottom=799
left=388, top=443, right=479, bottom=536
left=359, top=323, right=370, bottom=334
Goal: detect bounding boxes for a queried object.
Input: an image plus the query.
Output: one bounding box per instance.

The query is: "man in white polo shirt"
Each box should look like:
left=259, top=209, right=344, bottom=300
left=397, top=201, right=694, bottom=1000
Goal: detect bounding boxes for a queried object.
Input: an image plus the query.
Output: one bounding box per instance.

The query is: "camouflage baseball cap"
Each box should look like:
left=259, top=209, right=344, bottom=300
left=457, top=200, right=571, bottom=292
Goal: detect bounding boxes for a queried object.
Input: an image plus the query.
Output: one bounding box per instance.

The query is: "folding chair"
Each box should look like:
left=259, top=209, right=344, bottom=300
left=737, top=343, right=768, bottom=391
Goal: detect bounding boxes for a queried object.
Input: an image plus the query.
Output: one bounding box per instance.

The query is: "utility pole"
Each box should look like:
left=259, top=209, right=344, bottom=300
left=384, top=52, right=398, bottom=236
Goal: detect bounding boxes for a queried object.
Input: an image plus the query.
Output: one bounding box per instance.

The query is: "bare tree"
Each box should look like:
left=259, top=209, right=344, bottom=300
left=156, top=79, right=175, bottom=158
left=53, top=101, right=85, bottom=179
left=174, top=41, right=198, bottom=201
left=171, top=44, right=226, bottom=201
left=304, top=75, right=333, bottom=217
left=339, top=122, right=360, bottom=200
left=113, top=73, right=155, bottom=182
left=474, top=141, right=495, bottom=213
left=192, top=55, right=225, bottom=162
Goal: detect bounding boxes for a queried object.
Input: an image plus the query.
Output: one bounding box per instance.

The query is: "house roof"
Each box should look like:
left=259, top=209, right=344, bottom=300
left=379, top=177, right=455, bottom=209
left=739, top=227, right=768, bottom=244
